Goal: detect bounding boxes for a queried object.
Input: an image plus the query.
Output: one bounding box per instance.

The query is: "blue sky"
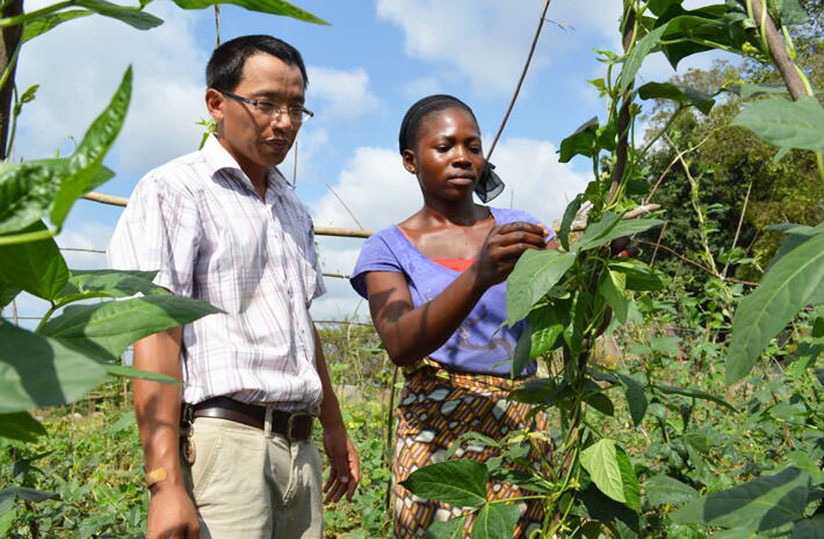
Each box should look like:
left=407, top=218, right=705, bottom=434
left=13, top=0, right=731, bottom=322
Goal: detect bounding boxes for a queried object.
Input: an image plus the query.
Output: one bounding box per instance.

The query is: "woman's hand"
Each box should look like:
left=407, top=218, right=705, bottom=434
left=473, top=221, right=549, bottom=288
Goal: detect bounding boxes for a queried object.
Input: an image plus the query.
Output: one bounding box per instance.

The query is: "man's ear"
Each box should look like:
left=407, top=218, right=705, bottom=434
left=402, top=149, right=417, bottom=174
left=205, top=88, right=225, bottom=123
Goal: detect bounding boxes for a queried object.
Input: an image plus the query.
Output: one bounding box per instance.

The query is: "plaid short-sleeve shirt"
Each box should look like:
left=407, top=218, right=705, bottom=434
left=108, top=135, right=326, bottom=413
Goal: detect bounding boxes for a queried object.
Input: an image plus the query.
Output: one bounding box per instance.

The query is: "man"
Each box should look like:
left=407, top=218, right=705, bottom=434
left=108, top=35, right=360, bottom=538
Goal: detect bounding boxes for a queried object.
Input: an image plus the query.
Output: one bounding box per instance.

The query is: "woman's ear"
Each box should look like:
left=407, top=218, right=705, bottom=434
left=402, top=149, right=417, bottom=174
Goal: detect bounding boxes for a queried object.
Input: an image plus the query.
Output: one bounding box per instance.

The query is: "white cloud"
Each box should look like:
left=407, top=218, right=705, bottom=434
left=15, top=3, right=207, bottom=174
left=376, top=0, right=543, bottom=95
left=312, top=146, right=418, bottom=231
left=308, top=67, right=382, bottom=120
left=488, top=137, right=588, bottom=226
left=56, top=221, right=114, bottom=270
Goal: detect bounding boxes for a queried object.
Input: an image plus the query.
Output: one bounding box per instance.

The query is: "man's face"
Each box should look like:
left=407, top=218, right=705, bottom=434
left=207, top=53, right=305, bottom=182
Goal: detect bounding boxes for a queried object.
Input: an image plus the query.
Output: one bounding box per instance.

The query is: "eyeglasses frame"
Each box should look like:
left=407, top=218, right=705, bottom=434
left=215, top=89, right=314, bottom=123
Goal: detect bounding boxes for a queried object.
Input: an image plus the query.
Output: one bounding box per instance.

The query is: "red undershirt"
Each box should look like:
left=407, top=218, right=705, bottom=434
left=398, top=228, right=475, bottom=272
left=432, top=258, right=475, bottom=272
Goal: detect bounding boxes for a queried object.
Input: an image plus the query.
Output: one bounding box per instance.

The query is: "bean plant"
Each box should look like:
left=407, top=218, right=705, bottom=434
left=401, top=1, right=824, bottom=537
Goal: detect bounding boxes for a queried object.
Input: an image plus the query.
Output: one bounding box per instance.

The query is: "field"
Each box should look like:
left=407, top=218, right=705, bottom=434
left=3, top=306, right=822, bottom=537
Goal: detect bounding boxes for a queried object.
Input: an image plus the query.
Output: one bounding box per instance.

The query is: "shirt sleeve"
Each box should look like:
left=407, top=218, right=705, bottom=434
left=307, top=219, right=326, bottom=303
left=107, top=171, right=201, bottom=297
left=349, top=230, right=404, bottom=299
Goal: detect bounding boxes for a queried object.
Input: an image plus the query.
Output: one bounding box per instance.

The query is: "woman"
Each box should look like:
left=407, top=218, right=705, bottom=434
left=350, top=95, right=555, bottom=538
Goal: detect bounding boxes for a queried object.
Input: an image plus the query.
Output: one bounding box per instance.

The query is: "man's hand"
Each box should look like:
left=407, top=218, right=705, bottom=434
left=322, top=427, right=361, bottom=503
left=146, top=483, right=200, bottom=539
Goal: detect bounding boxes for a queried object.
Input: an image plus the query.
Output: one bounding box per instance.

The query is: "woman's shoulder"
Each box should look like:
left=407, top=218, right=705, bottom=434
left=489, top=206, right=542, bottom=225
left=364, top=224, right=403, bottom=247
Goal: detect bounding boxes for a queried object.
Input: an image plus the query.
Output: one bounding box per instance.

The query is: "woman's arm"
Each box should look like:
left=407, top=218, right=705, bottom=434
left=366, top=221, right=548, bottom=366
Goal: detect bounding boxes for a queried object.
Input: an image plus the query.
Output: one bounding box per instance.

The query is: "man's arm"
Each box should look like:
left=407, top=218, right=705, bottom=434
left=313, top=323, right=361, bottom=503
left=133, top=327, right=199, bottom=539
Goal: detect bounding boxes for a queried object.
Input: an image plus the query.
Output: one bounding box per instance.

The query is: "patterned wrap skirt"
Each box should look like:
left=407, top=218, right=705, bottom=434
left=392, top=360, right=549, bottom=538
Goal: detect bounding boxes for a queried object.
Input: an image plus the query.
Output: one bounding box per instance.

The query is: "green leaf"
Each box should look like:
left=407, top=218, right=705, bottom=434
left=637, top=82, right=716, bottom=114
left=526, top=303, right=567, bottom=359
left=471, top=503, right=520, bottom=539
left=792, top=515, right=824, bottom=538
left=103, top=364, right=180, bottom=384
left=656, top=384, right=736, bottom=411
left=559, top=193, right=583, bottom=251
left=658, top=10, right=743, bottom=69
left=736, top=83, right=794, bottom=99
left=616, top=446, right=640, bottom=512
left=619, top=24, right=668, bottom=96
left=0, top=221, right=68, bottom=301
left=577, top=215, right=665, bottom=252
left=511, top=328, right=532, bottom=379
left=22, top=10, right=92, bottom=43
left=0, top=412, right=47, bottom=442
left=52, top=67, right=132, bottom=227
left=427, top=516, right=466, bottom=539
left=575, top=212, right=621, bottom=252
left=0, top=158, right=69, bottom=235
left=0, top=283, right=20, bottom=308
left=401, top=460, right=488, bottom=507
left=170, top=0, right=329, bottom=25
left=671, top=467, right=811, bottom=531
left=768, top=222, right=824, bottom=267
left=645, top=474, right=699, bottom=506
left=726, top=230, right=824, bottom=383
left=0, top=486, right=57, bottom=504
left=581, top=439, right=626, bottom=504
left=585, top=392, right=615, bottom=417
left=599, top=269, right=629, bottom=324
left=0, top=322, right=108, bottom=414
left=510, top=378, right=572, bottom=406
left=76, top=0, right=163, bottom=30
left=608, top=259, right=664, bottom=291
left=732, top=96, right=824, bottom=153
left=559, top=117, right=598, bottom=163
left=648, top=0, right=682, bottom=16
left=38, top=295, right=222, bottom=361
left=616, top=372, right=647, bottom=426
left=646, top=335, right=682, bottom=357
left=107, top=410, right=136, bottom=434
left=770, top=0, right=810, bottom=26
left=506, top=250, right=576, bottom=324
left=61, top=269, right=167, bottom=301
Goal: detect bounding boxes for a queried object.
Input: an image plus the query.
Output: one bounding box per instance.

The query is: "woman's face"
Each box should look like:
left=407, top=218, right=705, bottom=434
left=404, top=107, right=485, bottom=202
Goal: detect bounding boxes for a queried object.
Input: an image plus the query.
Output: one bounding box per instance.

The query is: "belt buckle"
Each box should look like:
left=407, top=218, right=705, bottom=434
left=286, top=412, right=312, bottom=442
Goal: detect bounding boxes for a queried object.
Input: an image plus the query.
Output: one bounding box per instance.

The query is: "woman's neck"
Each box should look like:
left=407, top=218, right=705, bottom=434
left=418, top=199, right=488, bottom=227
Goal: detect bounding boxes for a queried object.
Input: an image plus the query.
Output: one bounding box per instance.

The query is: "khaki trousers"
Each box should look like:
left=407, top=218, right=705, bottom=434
left=183, top=416, right=323, bottom=539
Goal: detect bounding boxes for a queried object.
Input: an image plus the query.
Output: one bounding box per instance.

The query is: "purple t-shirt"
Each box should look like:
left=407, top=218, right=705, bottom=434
left=350, top=207, right=553, bottom=377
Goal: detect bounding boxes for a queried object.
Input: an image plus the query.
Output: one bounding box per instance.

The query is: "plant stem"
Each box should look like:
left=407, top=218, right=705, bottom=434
left=486, top=0, right=552, bottom=162
left=0, top=0, right=21, bottom=159
left=0, top=226, right=57, bottom=245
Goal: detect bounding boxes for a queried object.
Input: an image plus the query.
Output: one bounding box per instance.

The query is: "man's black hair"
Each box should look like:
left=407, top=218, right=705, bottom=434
left=206, top=34, right=309, bottom=91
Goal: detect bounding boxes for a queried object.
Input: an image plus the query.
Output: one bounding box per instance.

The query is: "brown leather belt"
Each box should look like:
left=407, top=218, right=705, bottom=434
left=192, top=397, right=314, bottom=442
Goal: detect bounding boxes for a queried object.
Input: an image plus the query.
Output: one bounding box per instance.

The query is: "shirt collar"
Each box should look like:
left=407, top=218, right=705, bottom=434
left=201, top=134, right=290, bottom=197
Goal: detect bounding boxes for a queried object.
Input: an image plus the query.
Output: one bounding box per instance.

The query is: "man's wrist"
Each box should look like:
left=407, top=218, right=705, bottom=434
left=145, top=467, right=168, bottom=489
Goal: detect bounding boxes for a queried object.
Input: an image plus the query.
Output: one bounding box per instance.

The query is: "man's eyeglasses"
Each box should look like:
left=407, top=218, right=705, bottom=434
left=216, top=89, right=314, bottom=123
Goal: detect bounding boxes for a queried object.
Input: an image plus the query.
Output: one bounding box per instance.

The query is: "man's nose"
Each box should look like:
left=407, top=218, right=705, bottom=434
left=270, top=108, right=296, bottom=129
